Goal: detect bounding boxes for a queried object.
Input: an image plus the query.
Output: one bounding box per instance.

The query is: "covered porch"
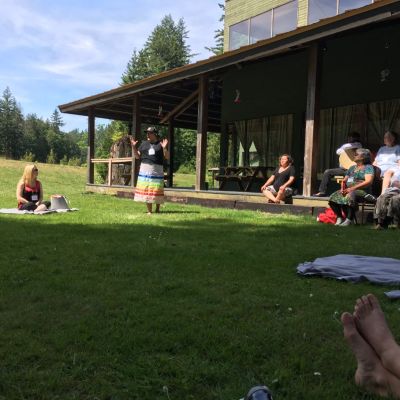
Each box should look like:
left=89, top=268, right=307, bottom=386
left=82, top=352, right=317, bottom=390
left=59, top=0, right=400, bottom=203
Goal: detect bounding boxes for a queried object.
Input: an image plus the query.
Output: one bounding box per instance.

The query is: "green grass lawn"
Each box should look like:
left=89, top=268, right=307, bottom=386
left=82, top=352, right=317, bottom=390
left=0, top=159, right=399, bottom=400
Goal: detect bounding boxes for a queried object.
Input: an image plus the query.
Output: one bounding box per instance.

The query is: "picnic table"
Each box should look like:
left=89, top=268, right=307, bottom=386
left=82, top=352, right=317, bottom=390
left=215, top=166, right=270, bottom=192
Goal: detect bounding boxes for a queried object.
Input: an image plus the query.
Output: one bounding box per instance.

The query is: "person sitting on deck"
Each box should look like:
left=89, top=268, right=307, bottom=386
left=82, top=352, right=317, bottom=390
left=342, top=294, right=400, bottom=399
left=328, top=148, right=374, bottom=227
left=313, top=131, right=362, bottom=197
left=373, top=130, right=400, bottom=177
left=260, top=154, right=295, bottom=204
left=374, top=160, right=400, bottom=229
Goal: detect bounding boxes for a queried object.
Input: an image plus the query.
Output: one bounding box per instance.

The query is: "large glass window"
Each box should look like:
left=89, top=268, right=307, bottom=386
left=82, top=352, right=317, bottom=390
left=273, top=0, right=298, bottom=36
left=339, top=0, right=372, bottom=14
left=229, top=20, right=249, bottom=50
left=250, top=11, right=272, bottom=44
left=309, top=0, right=374, bottom=25
left=308, top=0, right=337, bottom=24
left=229, top=1, right=299, bottom=50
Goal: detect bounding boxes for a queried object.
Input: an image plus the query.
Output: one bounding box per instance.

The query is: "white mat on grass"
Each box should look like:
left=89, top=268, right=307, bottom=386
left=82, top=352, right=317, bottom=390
left=0, top=208, right=79, bottom=215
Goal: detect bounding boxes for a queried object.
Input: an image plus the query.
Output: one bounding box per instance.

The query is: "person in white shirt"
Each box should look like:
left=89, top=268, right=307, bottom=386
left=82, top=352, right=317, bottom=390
left=313, top=132, right=362, bottom=197
left=373, top=131, right=400, bottom=177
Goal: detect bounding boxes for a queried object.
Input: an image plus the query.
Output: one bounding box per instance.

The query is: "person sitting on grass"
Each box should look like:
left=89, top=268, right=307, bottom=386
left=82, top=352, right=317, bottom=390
left=16, top=164, right=50, bottom=212
left=341, top=294, right=400, bottom=398
left=260, top=154, right=295, bottom=204
left=328, top=148, right=374, bottom=227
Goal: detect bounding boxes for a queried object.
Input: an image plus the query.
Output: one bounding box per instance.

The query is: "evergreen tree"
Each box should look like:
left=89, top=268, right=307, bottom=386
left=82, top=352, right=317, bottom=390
left=205, top=3, right=225, bottom=55
left=23, top=114, right=51, bottom=162
left=0, top=87, right=24, bottom=159
left=121, top=15, right=191, bottom=84
left=50, top=108, right=65, bottom=133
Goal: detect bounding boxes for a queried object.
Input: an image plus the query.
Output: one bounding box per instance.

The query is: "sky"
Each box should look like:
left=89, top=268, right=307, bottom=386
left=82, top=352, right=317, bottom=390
left=0, top=0, right=223, bottom=131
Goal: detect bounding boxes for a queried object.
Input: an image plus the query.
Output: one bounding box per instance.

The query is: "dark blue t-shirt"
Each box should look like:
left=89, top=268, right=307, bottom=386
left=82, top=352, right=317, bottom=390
left=139, top=141, right=164, bottom=166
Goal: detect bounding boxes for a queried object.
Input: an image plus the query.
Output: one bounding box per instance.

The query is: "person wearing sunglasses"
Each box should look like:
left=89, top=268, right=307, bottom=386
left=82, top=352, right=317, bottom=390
left=16, top=164, right=50, bottom=212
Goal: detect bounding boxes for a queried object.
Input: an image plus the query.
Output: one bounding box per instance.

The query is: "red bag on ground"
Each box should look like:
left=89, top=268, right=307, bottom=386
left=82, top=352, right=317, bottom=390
left=317, top=207, right=338, bottom=224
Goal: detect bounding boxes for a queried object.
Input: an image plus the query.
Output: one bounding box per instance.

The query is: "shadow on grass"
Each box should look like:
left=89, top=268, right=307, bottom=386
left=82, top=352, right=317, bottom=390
left=0, top=215, right=399, bottom=400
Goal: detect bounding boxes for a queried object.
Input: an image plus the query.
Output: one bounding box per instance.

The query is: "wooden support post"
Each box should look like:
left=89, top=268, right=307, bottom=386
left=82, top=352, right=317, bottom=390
left=167, top=119, right=174, bottom=188
left=131, top=94, right=141, bottom=187
left=195, top=75, right=209, bottom=191
left=232, top=125, right=238, bottom=167
left=108, top=159, right=112, bottom=186
left=87, top=107, right=95, bottom=184
left=303, top=43, right=321, bottom=197
left=219, top=123, right=228, bottom=168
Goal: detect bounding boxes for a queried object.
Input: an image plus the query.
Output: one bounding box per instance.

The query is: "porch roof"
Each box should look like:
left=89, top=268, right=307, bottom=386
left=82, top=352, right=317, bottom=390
left=59, top=0, right=400, bottom=132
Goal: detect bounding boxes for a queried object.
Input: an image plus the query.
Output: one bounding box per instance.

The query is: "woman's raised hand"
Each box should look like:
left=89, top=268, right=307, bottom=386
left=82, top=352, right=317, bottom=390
left=129, top=136, right=138, bottom=147
left=161, top=138, right=169, bottom=148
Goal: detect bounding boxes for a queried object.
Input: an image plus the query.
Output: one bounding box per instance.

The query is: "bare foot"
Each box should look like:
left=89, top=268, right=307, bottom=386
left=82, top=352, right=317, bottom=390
left=341, top=312, right=400, bottom=397
left=354, top=294, right=400, bottom=377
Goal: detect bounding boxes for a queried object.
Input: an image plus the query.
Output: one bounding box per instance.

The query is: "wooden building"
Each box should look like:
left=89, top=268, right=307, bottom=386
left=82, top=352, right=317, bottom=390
left=59, top=0, right=400, bottom=201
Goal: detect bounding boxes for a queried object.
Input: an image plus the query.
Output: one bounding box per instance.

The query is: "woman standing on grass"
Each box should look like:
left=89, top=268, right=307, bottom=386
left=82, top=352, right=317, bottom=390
left=16, top=164, right=50, bottom=212
left=130, top=127, right=169, bottom=214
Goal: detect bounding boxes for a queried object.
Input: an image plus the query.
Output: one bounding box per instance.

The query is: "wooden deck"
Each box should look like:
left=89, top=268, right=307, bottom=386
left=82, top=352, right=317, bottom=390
left=86, top=184, right=328, bottom=216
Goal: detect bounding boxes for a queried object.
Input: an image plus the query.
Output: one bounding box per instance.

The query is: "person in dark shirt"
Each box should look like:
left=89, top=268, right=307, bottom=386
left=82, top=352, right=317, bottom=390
left=260, top=154, right=296, bottom=204
left=16, top=164, right=50, bottom=212
left=130, top=127, right=169, bottom=214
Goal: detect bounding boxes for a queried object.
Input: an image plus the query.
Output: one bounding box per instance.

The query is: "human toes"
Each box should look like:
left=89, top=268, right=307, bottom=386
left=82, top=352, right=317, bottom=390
left=342, top=312, right=358, bottom=341
left=367, top=294, right=382, bottom=311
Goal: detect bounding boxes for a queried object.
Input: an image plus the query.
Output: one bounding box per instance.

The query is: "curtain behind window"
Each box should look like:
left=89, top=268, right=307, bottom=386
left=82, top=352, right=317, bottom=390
left=368, top=99, right=400, bottom=150
left=235, top=114, right=293, bottom=167
left=318, top=104, right=365, bottom=171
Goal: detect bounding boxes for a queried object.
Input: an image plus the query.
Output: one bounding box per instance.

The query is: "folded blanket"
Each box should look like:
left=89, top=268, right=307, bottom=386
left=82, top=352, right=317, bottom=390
left=297, top=254, right=400, bottom=285
left=0, top=208, right=78, bottom=215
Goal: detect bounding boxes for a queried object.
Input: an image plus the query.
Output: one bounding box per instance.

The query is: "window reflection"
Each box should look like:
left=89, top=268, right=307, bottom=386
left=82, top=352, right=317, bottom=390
left=339, top=0, right=371, bottom=14
left=273, top=0, right=298, bottom=36
left=229, top=20, right=249, bottom=50
left=250, top=11, right=272, bottom=44
left=308, top=0, right=337, bottom=24
left=309, top=0, right=373, bottom=24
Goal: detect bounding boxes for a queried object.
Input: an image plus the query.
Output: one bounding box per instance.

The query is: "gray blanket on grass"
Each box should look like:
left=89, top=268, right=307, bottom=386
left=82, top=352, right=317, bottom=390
left=0, top=208, right=78, bottom=215
left=297, top=255, right=400, bottom=297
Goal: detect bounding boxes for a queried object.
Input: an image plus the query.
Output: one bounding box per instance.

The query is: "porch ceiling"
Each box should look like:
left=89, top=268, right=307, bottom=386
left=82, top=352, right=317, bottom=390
left=65, top=77, right=223, bottom=132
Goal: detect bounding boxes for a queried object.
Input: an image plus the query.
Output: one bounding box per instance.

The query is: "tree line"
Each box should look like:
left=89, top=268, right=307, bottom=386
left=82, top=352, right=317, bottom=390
left=0, top=9, right=224, bottom=172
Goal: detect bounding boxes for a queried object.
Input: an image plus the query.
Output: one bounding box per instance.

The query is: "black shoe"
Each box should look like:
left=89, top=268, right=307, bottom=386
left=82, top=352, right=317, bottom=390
left=312, top=192, right=326, bottom=197
left=363, top=194, right=376, bottom=204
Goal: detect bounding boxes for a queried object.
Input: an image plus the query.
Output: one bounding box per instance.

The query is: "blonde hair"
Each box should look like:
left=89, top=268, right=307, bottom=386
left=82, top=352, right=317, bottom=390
left=20, top=164, right=38, bottom=187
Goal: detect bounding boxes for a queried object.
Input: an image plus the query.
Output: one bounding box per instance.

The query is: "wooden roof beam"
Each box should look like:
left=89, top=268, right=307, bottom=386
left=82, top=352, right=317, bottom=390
left=160, top=89, right=199, bottom=124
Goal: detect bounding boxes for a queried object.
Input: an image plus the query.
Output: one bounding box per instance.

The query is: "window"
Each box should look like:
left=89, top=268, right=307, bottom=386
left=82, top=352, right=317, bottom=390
left=273, top=1, right=298, bottom=36
left=339, top=0, right=372, bottom=14
left=229, top=20, right=249, bottom=50
left=228, top=1, right=299, bottom=50
left=250, top=11, right=272, bottom=44
left=308, top=0, right=374, bottom=25
left=308, top=0, right=337, bottom=25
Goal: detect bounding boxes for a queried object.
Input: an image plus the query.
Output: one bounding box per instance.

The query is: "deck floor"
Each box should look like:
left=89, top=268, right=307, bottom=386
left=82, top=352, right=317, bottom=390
left=86, top=184, right=329, bottom=216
